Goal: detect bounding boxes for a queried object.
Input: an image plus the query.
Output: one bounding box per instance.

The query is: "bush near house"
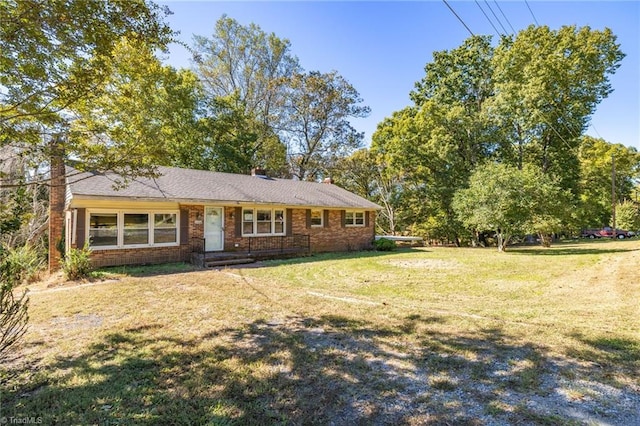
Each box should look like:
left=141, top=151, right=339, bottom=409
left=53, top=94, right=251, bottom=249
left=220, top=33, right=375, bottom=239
left=374, top=237, right=397, bottom=251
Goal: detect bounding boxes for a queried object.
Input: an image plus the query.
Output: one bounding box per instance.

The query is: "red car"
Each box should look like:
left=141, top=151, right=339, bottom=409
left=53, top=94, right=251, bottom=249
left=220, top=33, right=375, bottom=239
left=598, top=227, right=634, bottom=239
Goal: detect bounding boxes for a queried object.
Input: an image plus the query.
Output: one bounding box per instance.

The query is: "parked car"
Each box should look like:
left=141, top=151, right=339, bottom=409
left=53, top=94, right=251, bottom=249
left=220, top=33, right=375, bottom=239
left=580, top=227, right=634, bottom=239
left=580, top=228, right=602, bottom=239
left=599, top=227, right=634, bottom=239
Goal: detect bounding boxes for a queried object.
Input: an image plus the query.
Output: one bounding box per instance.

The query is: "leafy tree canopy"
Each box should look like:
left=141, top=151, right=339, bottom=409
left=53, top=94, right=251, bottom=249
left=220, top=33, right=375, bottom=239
left=453, top=163, right=568, bottom=251
left=373, top=24, right=626, bottom=245
left=0, top=0, right=174, bottom=173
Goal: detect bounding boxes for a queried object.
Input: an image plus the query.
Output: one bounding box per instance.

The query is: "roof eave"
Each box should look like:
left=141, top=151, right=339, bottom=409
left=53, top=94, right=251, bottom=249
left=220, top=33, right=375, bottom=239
left=68, top=194, right=381, bottom=210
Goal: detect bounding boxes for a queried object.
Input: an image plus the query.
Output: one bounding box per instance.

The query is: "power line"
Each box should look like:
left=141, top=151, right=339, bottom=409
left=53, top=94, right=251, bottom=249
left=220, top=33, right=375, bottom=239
left=443, top=0, right=582, bottom=156
left=524, top=0, right=540, bottom=26
left=442, top=0, right=475, bottom=37
left=590, top=123, right=603, bottom=139
left=493, top=1, right=516, bottom=34
left=474, top=0, right=501, bottom=38
left=484, top=0, right=509, bottom=35
left=483, top=1, right=579, bottom=154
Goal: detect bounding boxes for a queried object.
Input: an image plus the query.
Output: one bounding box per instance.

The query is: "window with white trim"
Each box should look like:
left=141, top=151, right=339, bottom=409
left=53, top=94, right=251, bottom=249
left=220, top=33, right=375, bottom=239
left=88, top=210, right=178, bottom=248
left=124, top=213, right=149, bottom=245
left=89, top=213, right=118, bottom=247
left=242, top=208, right=285, bottom=236
left=154, top=213, right=178, bottom=244
left=345, top=211, right=365, bottom=227
left=310, top=209, right=323, bottom=227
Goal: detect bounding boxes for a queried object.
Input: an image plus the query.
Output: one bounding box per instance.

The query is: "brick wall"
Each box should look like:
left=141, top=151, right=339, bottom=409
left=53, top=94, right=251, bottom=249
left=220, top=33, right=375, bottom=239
left=90, top=245, right=190, bottom=268
left=291, top=209, right=376, bottom=252
left=83, top=205, right=201, bottom=268
left=221, top=207, right=374, bottom=253
left=48, top=141, right=66, bottom=271
left=83, top=205, right=375, bottom=268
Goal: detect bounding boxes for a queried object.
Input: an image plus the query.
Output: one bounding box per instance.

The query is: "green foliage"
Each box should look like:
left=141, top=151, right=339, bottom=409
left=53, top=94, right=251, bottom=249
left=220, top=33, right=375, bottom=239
left=191, top=15, right=297, bottom=177
left=0, top=244, right=45, bottom=285
left=615, top=200, right=639, bottom=231
left=453, top=163, right=567, bottom=251
left=282, top=71, right=370, bottom=180
left=0, top=183, right=29, bottom=236
left=69, top=37, right=202, bottom=184
left=63, top=244, right=93, bottom=281
left=576, top=136, right=640, bottom=228
left=192, top=16, right=370, bottom=180
left=1, top=0, right=174, bottom=159
left=374, top=238, right=397, bottom=252
left=173, top=94, right=288, bottom=176
left=373, top=25, right=625, bottom=242
left=0, top=245, right=34, bottom=360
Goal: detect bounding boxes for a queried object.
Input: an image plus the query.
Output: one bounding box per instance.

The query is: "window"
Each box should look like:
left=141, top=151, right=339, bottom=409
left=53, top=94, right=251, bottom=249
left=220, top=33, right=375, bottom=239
left=345, top=211, right=365, bottom=227
left=274, top=210, right=284, bottom=233
left=257, top=209, right=272, bottom=234
left=124, top=213, right=149, bottom=245
left=242, top=208, right=286, bottom=236
left=88, top=210, right=179, bottom=249
left=154, top=213, right=177, bottom=244
left=89, top=213, right=118, bottom=247
left=243, top=210, right=254, bottom=235
left=310, top=209, right=323, bottom=227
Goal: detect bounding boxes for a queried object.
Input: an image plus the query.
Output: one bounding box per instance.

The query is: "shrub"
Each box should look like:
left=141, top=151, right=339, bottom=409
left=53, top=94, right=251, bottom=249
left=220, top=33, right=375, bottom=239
left=0, top=245, right=35, bottom=360
left=374, top=238, right=397, bottom=251
left=63, top=244, right=92, bottom=281
left=1, top=244, right=45, bottom=284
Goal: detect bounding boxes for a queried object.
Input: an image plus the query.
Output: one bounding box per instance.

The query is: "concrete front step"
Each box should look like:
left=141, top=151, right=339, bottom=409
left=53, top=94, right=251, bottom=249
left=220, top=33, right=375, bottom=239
left=204, top=257, right=256, bottom=268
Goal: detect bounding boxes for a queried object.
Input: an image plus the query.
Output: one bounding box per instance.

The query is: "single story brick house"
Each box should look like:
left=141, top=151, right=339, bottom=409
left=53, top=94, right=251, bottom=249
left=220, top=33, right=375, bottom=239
left=58, top=166, right=381, bottom=268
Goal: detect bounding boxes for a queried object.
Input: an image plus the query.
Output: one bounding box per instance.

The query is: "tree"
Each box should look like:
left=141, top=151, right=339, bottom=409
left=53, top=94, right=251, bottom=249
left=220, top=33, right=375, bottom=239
left=69, top=37, right=203, bottom=185
left=330, top=148, right=402, bottom=235
left=0, top=259, right=29, bottom=361
left=193, top=15, right=300, bottom=124
left=0, top=0, right=174, bottom=175
left=372, top=37, right=499, bottom=243
left=1, top=0, right=174, bottom=354
left=615, top=200, right=639, bottom=232
left=576, top=136, right=640, bottom=228
left=191, top=15, right=298, bottom=175
left=373, top=25, right=624, bottom=242
left=281, top=71, right=370, bottom=181
left=489, top=25, right=625, bottom=194
left=179, top=94, right=287, bottom=175
left=453, top=163, right=567, bottom=251
left=0, top=170, right=32, bottom=361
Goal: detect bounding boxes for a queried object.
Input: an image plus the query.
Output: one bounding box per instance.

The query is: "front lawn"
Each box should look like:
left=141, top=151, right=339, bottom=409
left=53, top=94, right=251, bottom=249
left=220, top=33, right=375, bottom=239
left=2, top=239, right=639, bottom=424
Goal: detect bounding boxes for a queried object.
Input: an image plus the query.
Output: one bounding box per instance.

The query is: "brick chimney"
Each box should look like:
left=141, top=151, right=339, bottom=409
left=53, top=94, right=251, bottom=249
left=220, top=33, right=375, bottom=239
left=48, top=137, right=66, bottom=272
left=251, top=167, right=267, bottom=178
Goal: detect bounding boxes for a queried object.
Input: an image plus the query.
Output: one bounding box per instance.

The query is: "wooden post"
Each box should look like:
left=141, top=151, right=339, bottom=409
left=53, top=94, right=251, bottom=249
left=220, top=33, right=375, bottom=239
left=612, top=154, right=616, bottom=239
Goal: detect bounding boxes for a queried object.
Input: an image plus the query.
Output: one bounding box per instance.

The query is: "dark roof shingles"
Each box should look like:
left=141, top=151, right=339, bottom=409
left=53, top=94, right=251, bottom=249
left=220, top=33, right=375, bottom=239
left=67, top=166, right=381, bottom=209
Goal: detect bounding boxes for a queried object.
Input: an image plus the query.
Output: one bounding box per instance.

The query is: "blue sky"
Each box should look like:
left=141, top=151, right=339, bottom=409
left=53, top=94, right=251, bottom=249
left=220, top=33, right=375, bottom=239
left=159, top=1, right=640, bottom=150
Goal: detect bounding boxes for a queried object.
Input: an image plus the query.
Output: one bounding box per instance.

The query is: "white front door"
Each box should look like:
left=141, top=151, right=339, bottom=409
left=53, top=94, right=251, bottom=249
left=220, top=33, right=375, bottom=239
left=204, top=207, right=224, bottom=251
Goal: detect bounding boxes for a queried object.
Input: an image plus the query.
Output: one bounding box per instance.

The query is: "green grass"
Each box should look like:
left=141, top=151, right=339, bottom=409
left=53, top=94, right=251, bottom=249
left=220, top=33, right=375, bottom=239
left=2, top=239, right=639, bottom=424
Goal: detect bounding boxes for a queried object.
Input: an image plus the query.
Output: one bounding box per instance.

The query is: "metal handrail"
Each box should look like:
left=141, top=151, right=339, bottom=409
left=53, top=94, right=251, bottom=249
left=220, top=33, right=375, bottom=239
left=247, top=234, right=310, bottom=254
left=191, top=237, right=205, bottom=254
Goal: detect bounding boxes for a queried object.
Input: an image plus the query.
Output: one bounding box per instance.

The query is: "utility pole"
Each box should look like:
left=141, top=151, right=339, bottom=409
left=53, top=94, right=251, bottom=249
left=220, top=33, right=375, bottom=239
left=612, top=154, right=616, bottom=239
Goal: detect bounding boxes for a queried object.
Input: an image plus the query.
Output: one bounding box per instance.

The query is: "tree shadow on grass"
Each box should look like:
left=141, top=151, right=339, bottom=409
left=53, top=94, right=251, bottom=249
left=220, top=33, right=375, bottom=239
left=255, top=247, right=428, bottom=268
left=96, top=262, right=202, bottom=278
left=3, top=315, right=639, bottom=425
left=507, top=247, right=635, bottom=256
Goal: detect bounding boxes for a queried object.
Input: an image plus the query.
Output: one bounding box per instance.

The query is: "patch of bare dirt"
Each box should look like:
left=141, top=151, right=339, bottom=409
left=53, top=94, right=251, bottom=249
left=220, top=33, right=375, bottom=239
left=385, top=259, right=461, bottom=270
